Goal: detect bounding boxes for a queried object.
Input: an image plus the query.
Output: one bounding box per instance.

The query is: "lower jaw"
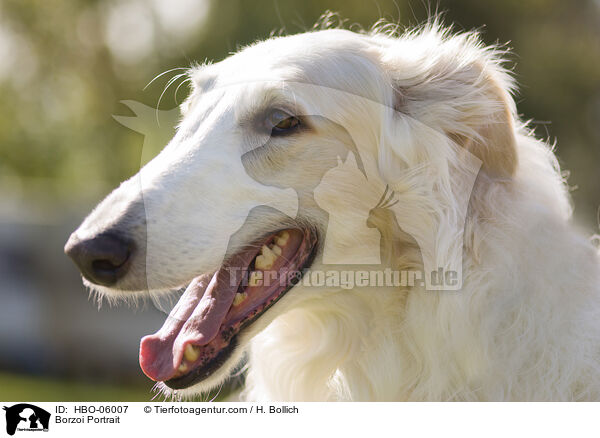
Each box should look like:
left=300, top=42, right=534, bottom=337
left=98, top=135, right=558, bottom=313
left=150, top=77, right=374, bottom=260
left=163, top=228, right=318, bottom=390
left=164, top=339, right=238, bottom=390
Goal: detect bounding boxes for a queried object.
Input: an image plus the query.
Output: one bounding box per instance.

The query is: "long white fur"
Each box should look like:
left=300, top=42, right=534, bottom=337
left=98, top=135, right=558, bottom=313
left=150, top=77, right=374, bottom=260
left=240, top=23, right=600, bottom=401
left=75, top=18, right=600, bottom=401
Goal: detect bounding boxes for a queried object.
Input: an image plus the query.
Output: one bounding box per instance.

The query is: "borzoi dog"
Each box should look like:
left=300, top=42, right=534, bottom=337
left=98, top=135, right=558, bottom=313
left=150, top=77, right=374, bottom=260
left=65, top=21, right=600, bottom=401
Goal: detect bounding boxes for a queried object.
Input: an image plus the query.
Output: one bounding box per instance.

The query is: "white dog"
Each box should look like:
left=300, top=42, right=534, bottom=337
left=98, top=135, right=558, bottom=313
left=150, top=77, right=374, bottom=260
left=65, top=19, right=600, bottom=401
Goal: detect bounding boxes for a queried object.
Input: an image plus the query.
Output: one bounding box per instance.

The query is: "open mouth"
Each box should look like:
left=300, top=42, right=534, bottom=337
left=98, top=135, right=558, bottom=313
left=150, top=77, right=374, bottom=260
left=139, top=228, right=317, bottom=389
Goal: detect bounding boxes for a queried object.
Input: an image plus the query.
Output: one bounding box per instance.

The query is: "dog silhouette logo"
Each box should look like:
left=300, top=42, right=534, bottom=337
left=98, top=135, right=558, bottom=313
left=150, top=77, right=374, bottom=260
left=3, top=404, right=50, bottom=435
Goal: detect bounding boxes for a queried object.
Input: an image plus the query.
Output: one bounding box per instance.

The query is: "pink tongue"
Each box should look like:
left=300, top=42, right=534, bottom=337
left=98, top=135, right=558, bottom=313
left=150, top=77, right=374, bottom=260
left=139, top=268, right=238, bottom=382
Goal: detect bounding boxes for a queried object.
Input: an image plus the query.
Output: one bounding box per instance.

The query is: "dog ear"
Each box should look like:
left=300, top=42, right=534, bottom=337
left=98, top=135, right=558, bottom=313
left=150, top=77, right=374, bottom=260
left=381, top=32, right=518, bottom=178
left=442, top=63, right=517, bottom=178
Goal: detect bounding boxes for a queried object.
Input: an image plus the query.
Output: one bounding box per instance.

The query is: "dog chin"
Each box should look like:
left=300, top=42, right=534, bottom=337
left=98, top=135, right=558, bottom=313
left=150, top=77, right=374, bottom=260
left=153, top=344, right=246, bottom=400
left=152, top=296, right=295, bottom=399
left=81, top=277, right=177, bottom=307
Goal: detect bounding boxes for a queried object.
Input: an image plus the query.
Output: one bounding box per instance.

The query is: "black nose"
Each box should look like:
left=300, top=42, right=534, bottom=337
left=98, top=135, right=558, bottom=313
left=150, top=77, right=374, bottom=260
left=64, top=232, right=133, bottom=286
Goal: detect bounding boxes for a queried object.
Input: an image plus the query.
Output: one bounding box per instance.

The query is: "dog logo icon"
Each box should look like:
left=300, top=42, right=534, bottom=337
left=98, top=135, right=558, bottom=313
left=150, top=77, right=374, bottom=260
left=3, top=404, right=50, bottom=435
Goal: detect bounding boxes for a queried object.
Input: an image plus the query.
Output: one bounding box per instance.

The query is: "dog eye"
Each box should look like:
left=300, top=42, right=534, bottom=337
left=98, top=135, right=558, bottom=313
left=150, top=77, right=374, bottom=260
left=267, top=109, right=300, bottom=135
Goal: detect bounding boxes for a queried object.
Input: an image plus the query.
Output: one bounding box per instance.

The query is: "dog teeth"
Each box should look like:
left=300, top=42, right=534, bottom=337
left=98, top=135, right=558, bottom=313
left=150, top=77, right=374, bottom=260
left=274, top=231, right=289, bottom=247
left=248, top=271, right=263, bottom=287
left=233, top=292, right=248, bottom=306
left=255, top=255, right=269, bottom=270
left=255, top=245, right=277, bottom=270
left=184, top=344, right=200, bottom=362
left=262, top=244, right=277, bottom=258
left=178, top=362, right=188, bottom=373
left=253, top=234, right=287, bottom=271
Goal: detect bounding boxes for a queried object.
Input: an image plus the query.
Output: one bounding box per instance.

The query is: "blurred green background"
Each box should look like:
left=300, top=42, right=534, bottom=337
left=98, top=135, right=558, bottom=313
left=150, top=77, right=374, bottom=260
left=0, top=0, right=598, bottom=401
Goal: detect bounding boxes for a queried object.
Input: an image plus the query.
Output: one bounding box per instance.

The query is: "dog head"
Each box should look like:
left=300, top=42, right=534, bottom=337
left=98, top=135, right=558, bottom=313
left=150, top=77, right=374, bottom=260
left=65, top=24, right=517, bottom=396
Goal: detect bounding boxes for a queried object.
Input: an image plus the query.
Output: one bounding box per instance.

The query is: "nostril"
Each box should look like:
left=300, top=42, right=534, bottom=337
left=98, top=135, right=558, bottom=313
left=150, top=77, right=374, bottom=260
left=65, top=232, right=134, bottom=286
left=92, top=256, right=129, bottom=272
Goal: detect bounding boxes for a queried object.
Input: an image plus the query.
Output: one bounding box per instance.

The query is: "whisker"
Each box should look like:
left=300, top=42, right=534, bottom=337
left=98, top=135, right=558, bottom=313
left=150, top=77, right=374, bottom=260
left=156, top=73, right=189, bottom=126
left=144, top=67, right=189, bottom=91
left=174, top=78, right=193, bottom=105
left=209, top=384, right=223, bottom=402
